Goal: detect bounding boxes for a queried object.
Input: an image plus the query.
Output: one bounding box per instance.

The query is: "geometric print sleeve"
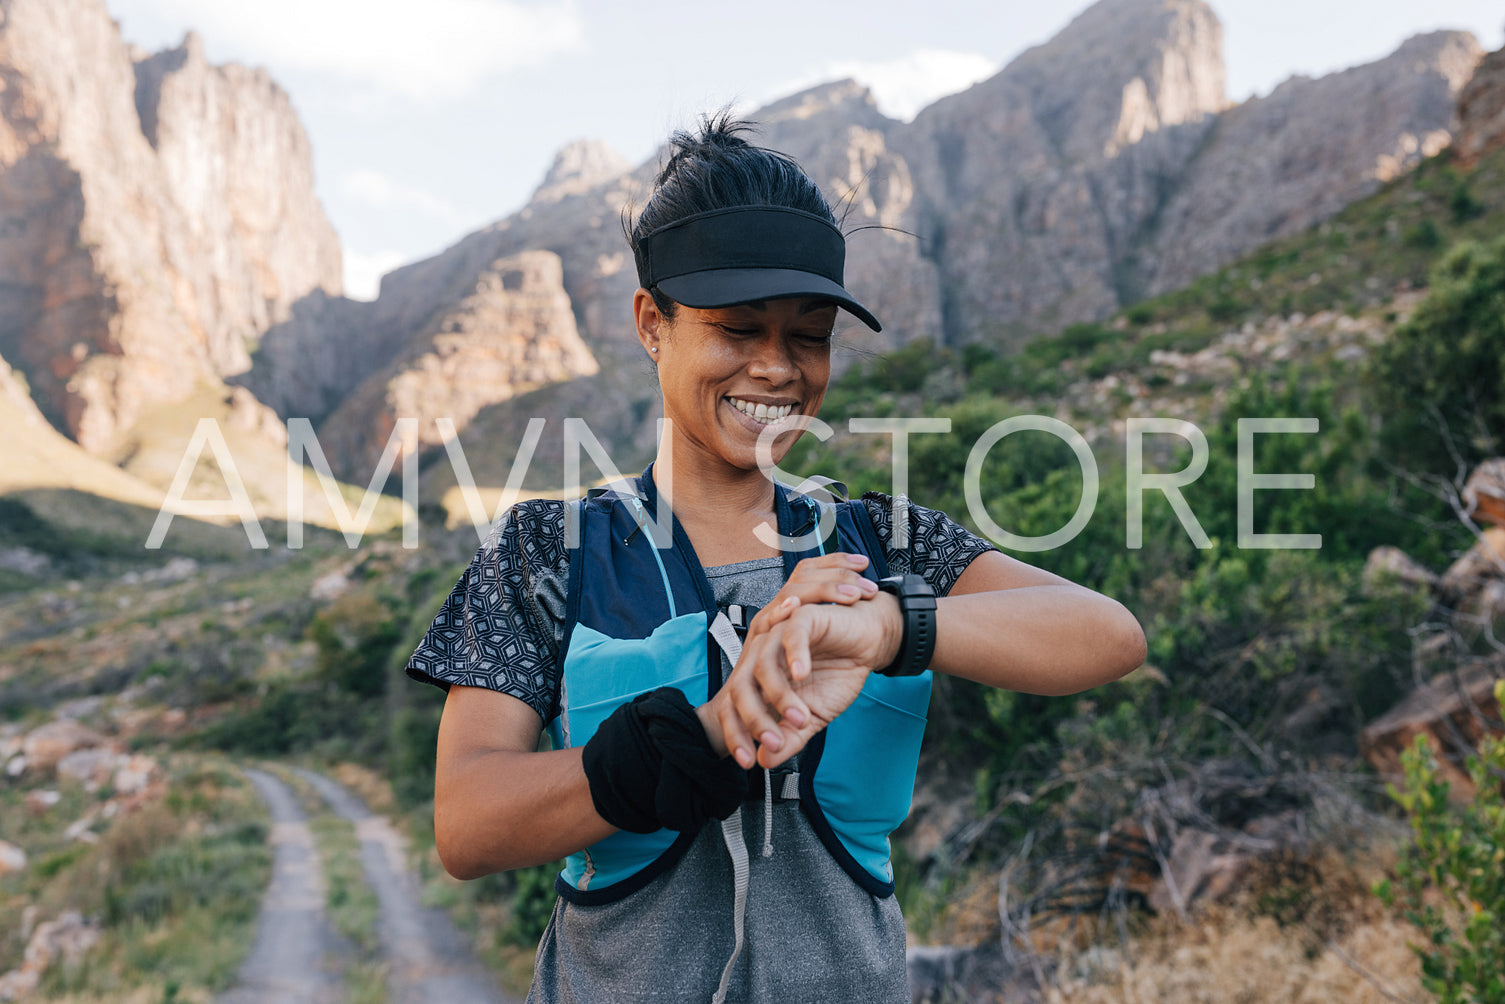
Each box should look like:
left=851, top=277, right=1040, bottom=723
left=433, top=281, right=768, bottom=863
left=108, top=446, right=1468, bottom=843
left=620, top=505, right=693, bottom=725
left=858, top=491, right=997, bottom=597
left=404, top=498, right=569, bottom=724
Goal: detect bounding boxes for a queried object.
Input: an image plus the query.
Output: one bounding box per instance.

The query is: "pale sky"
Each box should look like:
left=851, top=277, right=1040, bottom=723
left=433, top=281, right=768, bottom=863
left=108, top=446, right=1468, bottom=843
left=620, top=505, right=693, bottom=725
left=102, top=0, right=1505, bottom=300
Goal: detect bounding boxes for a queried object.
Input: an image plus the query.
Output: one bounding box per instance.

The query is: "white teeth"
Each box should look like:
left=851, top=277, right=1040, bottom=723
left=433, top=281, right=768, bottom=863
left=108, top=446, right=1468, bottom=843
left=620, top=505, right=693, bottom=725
left=729, top=398, right=795, bottom=423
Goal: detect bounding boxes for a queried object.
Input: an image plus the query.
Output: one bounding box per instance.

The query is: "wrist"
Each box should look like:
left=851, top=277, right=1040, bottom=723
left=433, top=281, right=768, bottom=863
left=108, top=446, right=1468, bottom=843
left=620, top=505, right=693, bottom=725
left=874, top=592, right=904, bottom=672
left=696, top=698, right=729, bottom=758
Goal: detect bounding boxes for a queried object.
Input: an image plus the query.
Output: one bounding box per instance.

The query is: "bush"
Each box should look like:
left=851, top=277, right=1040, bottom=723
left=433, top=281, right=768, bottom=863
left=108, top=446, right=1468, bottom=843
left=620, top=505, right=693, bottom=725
left=1378, top=684, right=1505, bottom=1004
left=1371, top=235, right=1505, bottom=475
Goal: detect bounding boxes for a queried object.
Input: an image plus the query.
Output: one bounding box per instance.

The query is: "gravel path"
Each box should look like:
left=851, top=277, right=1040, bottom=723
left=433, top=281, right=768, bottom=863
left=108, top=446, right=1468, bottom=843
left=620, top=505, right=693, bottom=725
left=293, top=767, right=515, bottom=1004
left=218, top=768, right=343, bottom=1004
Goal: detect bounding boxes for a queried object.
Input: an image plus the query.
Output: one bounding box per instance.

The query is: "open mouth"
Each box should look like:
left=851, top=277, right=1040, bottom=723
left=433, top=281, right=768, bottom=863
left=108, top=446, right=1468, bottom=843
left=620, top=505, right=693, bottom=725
left=726, top=397, right=798, bottom=425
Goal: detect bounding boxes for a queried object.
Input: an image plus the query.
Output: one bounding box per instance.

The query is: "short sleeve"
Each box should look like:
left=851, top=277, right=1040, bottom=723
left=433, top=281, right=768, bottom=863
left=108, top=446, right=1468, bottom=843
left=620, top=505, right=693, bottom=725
left=859, top=491, right=997, bottom=597
left=405, top=499, right=569, bottom=722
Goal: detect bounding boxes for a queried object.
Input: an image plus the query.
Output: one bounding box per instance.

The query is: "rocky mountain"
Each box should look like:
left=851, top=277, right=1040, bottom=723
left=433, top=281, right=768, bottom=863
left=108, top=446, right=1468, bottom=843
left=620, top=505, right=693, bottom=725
left=333, top=0, right=1482, bottom=488
left=1143, top=30, right=1482, bottom=296
left=0, top=0, right=1493, bottom=492
left=896, top=0, right=1227, bottom=340
left=0, top=0, right=340, bottom=455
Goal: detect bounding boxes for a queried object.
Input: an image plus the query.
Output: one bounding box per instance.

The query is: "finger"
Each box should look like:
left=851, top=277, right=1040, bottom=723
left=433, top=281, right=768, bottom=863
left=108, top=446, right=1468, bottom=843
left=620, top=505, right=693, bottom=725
left=792, top=552, right=869, bottom=576
left=757, top=733, right=802, bottom=770
left=728, top=637, right=788, bottom=755
left=755, top=595, right=801, bottom=630
left=716, top=697, right=758, bottom=770
left=778, top=612, right=815, bottom=684
left=752, top=576, right=876, bottom=638
left=750, top=633, right=809, bottom=729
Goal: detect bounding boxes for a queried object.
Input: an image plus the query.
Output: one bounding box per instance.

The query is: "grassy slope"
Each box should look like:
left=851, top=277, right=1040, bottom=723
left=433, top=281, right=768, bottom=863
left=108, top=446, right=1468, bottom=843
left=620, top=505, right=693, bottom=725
left=0, top=381, right=415, bottom=568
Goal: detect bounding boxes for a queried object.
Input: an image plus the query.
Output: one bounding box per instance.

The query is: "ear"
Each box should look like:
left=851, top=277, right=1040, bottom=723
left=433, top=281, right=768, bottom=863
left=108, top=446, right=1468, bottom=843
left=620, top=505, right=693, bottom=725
left=633, top=288, right=666, bottom=358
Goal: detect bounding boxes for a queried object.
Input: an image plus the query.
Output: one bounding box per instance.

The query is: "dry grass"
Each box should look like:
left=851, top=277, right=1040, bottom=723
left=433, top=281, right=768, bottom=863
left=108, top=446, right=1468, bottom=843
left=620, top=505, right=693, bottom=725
left=1045, top=911, right=1423, bottom=1004
left=1042, top=845, right=1426, bottom=1004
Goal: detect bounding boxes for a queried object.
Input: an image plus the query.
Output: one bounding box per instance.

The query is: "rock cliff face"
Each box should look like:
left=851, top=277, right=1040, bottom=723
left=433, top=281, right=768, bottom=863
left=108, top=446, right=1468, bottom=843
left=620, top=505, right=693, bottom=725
left=316, top=251, right=598, bottom=479
left=0, top=0, right=339, bottom=453
left=897, top=0, right=1226, bottom=341
left=1455, top=39, right=1505, bottom=166
left=1143, top=30, right=1482, bottom=296
left=134, top=32, right=343, bottom=370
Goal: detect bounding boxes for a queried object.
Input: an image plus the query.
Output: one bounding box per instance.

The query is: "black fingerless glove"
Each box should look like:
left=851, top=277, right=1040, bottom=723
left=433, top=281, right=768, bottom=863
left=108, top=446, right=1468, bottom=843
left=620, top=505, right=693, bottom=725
left=581, top=687, right=748, bottom=834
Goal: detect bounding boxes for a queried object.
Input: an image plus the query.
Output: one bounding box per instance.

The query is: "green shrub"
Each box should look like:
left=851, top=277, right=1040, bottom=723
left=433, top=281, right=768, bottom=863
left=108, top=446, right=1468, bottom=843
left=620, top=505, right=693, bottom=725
left=1404, top=219, right=1443, bottom=249
left=1371, top=235, right=1505, bottom=475
left=1377, top=689, right=1505, bottom=1004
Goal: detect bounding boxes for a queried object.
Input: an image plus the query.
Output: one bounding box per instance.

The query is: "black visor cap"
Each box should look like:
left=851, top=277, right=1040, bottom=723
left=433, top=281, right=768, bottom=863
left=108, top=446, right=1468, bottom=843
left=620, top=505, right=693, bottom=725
left=635, top=206, right=882, bottom=332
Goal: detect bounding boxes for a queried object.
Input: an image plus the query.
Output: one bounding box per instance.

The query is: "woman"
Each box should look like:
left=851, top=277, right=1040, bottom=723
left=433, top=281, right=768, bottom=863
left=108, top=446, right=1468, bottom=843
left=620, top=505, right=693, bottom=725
left=407, top=115, right=1146, bottom=1003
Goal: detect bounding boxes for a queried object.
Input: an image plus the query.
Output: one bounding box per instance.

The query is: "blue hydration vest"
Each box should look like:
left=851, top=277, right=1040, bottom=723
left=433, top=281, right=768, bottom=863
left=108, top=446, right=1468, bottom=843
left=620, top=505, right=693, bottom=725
left=546, top=468, right=932, bottom=904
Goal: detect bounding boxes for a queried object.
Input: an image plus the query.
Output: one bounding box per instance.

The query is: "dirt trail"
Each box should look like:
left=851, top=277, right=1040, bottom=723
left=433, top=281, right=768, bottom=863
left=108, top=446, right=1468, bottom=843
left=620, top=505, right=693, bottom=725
left=218, top=768, right=343, bottom=1004
left=293, top=767, right=515, bottom=1004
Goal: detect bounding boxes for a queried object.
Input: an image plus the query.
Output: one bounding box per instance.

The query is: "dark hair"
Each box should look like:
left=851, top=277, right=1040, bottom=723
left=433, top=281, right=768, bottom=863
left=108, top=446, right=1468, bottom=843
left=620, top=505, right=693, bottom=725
left=627, top=112, right=836, bottom=317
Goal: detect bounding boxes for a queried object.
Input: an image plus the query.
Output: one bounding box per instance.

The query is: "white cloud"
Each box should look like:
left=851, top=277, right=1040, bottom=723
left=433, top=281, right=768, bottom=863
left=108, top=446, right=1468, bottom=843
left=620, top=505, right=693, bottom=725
left=139, top=0, right=583, bottom=102
left=342, top=248, right=408, bottom=301
left=339, top=169, right=468, bottom=228
left=780, top=49, right=999, bottom=122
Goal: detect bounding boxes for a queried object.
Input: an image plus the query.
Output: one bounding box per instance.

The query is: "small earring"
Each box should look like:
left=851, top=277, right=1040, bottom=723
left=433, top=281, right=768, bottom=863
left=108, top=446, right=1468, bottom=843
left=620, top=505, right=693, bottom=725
left=650, top=346, right=658, bottom=353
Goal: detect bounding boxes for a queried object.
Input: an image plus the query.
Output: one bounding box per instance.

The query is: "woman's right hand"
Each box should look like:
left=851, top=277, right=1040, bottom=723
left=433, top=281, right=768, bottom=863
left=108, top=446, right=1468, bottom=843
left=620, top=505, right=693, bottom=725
left=701, top=588, right=903, bottom=770
left=693, top=553, right=883, bottom=767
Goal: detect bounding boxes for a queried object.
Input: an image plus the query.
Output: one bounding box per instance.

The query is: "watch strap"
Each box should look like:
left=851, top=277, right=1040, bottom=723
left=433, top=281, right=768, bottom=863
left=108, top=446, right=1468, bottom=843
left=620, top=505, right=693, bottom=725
left=877, top=574, right=936, bottom=677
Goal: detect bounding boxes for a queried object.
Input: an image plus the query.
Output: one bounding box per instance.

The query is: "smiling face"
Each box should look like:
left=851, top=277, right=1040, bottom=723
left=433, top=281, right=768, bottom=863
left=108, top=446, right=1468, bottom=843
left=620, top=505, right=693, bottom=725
left=634, top=290, right=837, bottom=474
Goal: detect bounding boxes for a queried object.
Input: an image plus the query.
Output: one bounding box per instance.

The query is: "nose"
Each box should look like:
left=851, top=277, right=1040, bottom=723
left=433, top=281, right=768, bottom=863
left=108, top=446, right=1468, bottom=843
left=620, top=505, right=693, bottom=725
left=746, top=331, right=798, bottom=385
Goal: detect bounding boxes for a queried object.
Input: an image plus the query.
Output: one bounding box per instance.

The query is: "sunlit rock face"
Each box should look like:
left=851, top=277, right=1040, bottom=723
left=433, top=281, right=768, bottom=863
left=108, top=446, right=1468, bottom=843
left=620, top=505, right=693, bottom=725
left=0, top=0, right=340, bottom=453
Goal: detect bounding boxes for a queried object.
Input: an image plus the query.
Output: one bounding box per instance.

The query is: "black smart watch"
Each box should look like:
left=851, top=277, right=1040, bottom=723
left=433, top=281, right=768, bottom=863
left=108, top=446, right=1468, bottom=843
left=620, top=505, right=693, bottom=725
left=876, top=574, right=936, bottom=677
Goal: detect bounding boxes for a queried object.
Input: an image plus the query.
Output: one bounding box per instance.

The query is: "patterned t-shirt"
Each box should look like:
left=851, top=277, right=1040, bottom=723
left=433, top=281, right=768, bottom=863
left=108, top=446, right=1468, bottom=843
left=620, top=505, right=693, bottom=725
left=406, top=491, right=999, bottom=717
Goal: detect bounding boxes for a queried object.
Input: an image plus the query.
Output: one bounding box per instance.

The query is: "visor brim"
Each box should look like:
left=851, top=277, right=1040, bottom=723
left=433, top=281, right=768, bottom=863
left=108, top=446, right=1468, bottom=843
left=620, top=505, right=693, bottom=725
left=656, top=268, right=882, bottom=332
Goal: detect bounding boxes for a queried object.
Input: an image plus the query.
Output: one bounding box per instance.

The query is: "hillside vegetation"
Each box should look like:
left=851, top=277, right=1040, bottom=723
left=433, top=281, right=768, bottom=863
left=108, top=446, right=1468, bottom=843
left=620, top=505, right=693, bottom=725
left=5, top=141, right=1505, bottom=1000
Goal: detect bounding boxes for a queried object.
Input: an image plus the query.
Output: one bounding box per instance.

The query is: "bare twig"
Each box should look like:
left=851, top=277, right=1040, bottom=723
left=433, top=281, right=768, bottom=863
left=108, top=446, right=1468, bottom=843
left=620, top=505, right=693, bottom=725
left=1321, top=938, right=1423, bottom=1004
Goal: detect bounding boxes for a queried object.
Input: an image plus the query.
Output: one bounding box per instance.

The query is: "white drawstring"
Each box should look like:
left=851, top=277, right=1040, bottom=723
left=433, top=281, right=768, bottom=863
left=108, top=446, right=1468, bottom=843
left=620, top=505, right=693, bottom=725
left=762, top=768, right=774, bottom=858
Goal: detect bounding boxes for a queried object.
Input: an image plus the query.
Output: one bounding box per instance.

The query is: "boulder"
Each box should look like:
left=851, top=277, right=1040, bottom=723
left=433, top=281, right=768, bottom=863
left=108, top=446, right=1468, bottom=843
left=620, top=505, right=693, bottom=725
left=0, top=840, right=26, bottom=876
left=1360, top=660, right=1503, bottom=800
left=55, top=748, right=121, bottom=792
left=20, top=719, right=105, bottom=773
left=1436, top=525, right=1505, bottom=609
left=1148, top=827, right=1258, bottom=914
left=1362, top=544, right=1438, bottom=594
left=22, top=790, right=60, bottom=816
left=111, top=754, right=158, bottom=796
left=1462, top=458, right=1505, bottom=528
left=0, top=911, right=99, bottom=1001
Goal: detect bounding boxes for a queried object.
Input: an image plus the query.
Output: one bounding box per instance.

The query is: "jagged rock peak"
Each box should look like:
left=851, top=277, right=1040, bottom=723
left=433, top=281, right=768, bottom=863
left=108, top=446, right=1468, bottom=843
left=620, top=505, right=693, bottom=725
left=1005, top=0, right=1226, bottom=158
left=532, top=138, right=631, bottom=202
left=1389, top=29, right=1485, bottom=93
left=755, top=79, right=891, bottom=128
